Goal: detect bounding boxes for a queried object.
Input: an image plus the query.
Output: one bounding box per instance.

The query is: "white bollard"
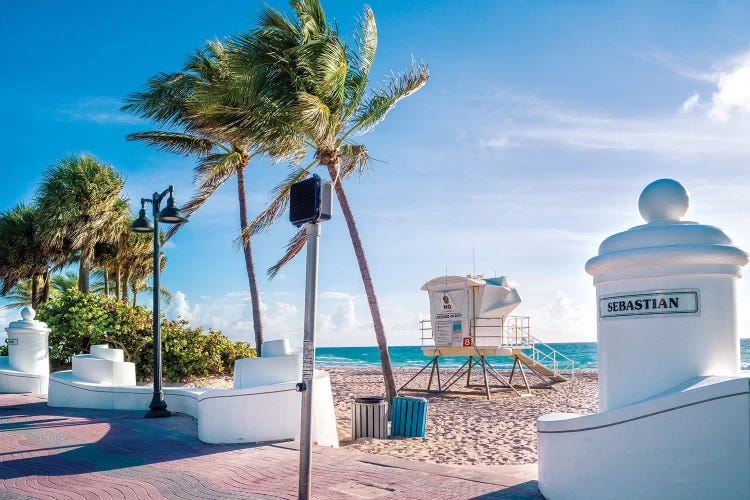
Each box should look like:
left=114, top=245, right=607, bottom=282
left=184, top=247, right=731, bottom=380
left=6, top=307, right=50, bottom=377
left=585, top=179, right=748, bottom=411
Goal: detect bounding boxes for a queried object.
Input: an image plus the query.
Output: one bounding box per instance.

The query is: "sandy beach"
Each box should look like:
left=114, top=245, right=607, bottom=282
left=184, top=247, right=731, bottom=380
left=328, top=367, right=598, bottom=466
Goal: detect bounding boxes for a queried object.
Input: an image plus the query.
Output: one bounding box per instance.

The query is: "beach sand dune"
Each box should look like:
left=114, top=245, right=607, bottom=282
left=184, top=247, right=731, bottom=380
left=329, top=366, right=598, bottom=466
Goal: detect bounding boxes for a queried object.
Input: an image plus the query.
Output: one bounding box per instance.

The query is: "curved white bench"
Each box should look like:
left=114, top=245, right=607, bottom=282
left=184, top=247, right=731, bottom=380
left=537, top=375, right=750, bottom=500
left=0, top=357, right=48, bottom=394
left=48, top=342, right=338, bottom=447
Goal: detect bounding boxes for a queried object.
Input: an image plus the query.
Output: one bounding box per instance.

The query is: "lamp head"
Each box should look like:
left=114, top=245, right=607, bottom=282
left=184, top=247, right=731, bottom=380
left=130, top=208, right=154, bottom=233
left=157, top=196, right=187, bottom=224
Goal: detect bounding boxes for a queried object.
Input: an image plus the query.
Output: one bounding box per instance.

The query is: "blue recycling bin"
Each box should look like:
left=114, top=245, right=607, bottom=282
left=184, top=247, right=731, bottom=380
left=390, top=396, right=428, bottom=437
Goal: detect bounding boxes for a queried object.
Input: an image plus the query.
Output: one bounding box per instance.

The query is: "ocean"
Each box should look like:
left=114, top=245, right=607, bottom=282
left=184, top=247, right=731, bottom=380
left=316, top=338, right=750, bottom=371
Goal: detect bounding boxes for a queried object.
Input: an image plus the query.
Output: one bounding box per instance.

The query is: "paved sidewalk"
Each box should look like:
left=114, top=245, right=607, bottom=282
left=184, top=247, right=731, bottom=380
left=0, top=394, right=541, bottom=499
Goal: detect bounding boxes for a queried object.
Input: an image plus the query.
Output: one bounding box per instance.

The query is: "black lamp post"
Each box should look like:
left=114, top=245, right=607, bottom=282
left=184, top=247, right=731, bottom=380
left=130, top=185, right=187, bottom=418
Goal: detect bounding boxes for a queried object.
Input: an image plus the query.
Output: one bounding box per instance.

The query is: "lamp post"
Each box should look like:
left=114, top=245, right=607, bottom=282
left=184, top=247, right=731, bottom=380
left=130, top=185, right=187, bottom=418
left=289, top=175, right=332, bottom=500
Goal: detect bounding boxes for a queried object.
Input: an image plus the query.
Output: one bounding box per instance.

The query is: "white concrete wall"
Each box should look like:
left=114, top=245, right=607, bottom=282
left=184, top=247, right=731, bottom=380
left=48, top=364, right=339, bottom=447
left=0, top=357, right=48, bottom=394
left=537, top=376, right=750, bottom=500
left=233, top=354, right=302, bottom=389
left=70, top=345, right=135, bottom=386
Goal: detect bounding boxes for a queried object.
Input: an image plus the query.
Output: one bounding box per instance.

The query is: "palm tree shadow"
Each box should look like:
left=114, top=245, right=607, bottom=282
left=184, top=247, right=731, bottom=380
left=0, top=401, right=271, bottom=480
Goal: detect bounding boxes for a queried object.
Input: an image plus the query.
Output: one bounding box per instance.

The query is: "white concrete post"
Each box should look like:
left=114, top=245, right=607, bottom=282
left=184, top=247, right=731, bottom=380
left=5, top=307, right=50, bottom=377
left=585, top=179, right=748, bottom=411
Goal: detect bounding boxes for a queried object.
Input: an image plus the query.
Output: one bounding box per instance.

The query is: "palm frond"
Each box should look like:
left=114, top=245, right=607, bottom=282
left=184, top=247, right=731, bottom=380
left=240, top=160, right=315, bottom=242
left=267, top=227, right=307, bottom=279
left=126, top=131, right=219, bottom=156
left=348, top=61, right=429, bottom=136
left=339, top=143, right=371, bottom=179
left=195, top=151, right=244, bottom=188
left=343, top=6, right=377, bottom=118
left=292, top=92, right=330, bottom=138
left=291, top=0, right=328, bottom=40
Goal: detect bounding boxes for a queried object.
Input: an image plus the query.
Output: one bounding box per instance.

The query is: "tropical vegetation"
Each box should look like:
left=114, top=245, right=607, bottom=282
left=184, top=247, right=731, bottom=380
left=38, top=288, right=255, bottom=381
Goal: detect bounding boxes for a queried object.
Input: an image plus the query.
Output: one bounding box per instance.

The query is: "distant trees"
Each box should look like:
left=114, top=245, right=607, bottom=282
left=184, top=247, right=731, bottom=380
left=36, top=155, right=128, bottom=294
left=0, top=154, right=163, bottom=309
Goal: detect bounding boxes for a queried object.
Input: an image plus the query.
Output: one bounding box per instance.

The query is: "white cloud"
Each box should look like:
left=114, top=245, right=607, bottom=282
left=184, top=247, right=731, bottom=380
left=708, top=51, right=750, bottom=121
left=479, top=91, right=750, bottom=157
left=680, top=93, right=701, bottom=113
left=59, top=97, right=145, bottom=125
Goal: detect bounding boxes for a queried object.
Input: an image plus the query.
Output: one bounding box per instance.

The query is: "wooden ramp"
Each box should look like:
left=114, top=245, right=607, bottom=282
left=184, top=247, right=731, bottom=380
left=515, top=352, right=568, bottom=382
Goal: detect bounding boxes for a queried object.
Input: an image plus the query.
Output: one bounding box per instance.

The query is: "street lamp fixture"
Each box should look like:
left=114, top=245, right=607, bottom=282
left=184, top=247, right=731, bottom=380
left=130, top=185, right=187, bottom=418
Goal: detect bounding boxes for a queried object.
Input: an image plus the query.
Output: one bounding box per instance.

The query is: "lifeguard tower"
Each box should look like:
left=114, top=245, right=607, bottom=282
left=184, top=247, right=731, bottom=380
left=399, top=275, right=575, bottom=399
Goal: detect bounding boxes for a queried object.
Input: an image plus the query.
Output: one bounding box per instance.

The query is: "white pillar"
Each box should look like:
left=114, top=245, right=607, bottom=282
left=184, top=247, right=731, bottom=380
left=5, top=307, right=50, bottom=377
left=585, top=179, right=748, bottom=411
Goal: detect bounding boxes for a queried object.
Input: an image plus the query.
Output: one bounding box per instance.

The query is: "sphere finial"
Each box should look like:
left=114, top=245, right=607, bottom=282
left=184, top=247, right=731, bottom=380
left=21, top=307, right=36, bottom=321
left=638, top=179, right=689, bottom=223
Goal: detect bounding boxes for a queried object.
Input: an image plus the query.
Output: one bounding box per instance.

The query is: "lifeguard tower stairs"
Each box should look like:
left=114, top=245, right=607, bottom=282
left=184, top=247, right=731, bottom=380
left=399, top=275, right=575, bottom=399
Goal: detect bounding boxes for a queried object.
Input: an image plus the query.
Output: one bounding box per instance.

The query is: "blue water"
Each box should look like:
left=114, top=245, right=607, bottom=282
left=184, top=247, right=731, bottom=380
left=316, top=339, right=750, bottom=370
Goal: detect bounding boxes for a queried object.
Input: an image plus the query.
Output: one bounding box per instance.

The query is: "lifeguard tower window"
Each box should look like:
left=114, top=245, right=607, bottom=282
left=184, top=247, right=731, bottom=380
left=289, top=175, right=333, bottom=227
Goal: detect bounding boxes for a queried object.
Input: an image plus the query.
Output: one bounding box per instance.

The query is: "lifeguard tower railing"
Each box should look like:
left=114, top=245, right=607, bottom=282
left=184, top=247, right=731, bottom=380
left=419, top=316, right=576, bottom=378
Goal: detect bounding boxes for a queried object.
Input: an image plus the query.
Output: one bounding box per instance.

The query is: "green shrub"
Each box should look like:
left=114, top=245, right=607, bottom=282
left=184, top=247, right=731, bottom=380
left=36, top=289, right=256, bottom=381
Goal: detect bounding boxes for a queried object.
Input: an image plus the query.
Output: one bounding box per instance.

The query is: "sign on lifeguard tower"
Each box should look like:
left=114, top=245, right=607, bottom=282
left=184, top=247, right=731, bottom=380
left=422, top=275, right=521, bottom=348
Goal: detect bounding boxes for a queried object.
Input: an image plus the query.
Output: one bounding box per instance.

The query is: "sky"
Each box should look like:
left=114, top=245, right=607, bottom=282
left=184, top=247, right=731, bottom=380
left=1, top=0, right=749, bottom=347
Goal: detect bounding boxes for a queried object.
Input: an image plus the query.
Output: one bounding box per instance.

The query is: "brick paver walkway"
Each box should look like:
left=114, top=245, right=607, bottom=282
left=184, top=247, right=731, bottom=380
left=0, top=394, right=540, bottom=499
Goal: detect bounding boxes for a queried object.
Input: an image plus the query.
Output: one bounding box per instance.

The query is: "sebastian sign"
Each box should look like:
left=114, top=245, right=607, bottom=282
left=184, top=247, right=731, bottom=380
left=599, top=289, right=699, bottom=319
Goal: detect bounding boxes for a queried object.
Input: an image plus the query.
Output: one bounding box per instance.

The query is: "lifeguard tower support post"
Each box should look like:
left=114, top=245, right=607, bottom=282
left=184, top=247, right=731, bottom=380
left=399, top=275, right=575, bottom=399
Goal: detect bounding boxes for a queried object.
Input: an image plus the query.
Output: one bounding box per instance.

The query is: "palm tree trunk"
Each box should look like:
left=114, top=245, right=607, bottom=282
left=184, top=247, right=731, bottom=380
left=41, top=271, right=50, bottom=303
left=115, top=265, right=121, bottom=299
left=325, top=163, right=397, bottom=403
left=104, top=268, right=110, bottom=296
left=122, top=269, right=130, bottom=303
left=31, top=275, right=39, bottom=309
left=236, top=165, right=264, bottom=356
left=79, top=250, right=90, bottom=293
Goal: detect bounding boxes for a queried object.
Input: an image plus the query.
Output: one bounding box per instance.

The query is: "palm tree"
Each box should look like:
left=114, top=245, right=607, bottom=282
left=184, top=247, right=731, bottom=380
left=122, top=41, right=304, bottom=355
left=114, top=231, right=154, bottom=304
left=36, top=155, right=129, bottom=294
left=223, top=0, right=429, bottom=402
left=0, top=204, right=59, bottom=307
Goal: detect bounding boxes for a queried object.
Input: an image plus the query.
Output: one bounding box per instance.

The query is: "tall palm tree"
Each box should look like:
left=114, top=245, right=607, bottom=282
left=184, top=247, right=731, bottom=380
left=222, top=0, right=429, bottom=402
left=122, top=41, right=304, bottom=355
left=36, top=155, right=128, bottom=294
left=0, top=204, right=59, bottom=307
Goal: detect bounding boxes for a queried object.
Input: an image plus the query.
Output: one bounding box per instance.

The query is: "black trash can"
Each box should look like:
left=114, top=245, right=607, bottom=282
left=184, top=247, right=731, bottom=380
left=351, top=396, right=388, bottom=439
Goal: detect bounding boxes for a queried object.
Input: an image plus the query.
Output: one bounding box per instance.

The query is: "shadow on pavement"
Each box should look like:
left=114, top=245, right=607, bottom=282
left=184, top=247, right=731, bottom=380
left=0, top=399, right=270, bottom=480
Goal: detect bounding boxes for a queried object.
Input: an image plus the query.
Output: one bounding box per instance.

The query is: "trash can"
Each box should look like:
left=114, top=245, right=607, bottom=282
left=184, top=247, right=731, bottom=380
left=390, top=396, right=428, bottom=438
left=352, top=396, right=388, bottom=439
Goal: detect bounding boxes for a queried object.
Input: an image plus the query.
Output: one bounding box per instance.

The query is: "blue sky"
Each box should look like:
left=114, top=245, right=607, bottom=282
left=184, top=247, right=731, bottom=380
left=1, top=1, right=749, bottom=346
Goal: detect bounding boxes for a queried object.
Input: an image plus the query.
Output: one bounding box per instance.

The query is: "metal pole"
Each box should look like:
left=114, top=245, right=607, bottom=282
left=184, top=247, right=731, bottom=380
left=298, top=222, right=320, bottom=500
left=146, top=193, right=170, bottom=418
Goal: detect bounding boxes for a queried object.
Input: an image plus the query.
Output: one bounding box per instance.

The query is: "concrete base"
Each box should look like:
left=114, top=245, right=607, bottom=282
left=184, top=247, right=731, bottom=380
left=537, top=375, right=750, bottom=500
left=0, top=356, right=48, bottom=394
left=48, top=369, right=339, bottom=446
